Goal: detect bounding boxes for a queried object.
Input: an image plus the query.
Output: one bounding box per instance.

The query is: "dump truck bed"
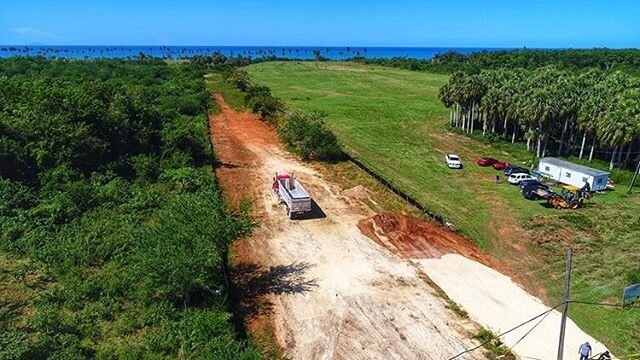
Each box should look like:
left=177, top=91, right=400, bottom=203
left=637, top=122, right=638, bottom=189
left=281, top=181, right=309, bottom=199
left=274, top=175, right=312, bottom=219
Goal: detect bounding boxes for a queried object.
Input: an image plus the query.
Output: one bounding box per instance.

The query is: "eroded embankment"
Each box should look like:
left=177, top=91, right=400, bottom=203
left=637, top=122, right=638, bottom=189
left=359, top=213, right=493, bottom=265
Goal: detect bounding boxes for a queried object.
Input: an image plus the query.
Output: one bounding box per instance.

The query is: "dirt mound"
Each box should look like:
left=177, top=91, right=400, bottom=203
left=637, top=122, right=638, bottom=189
left=342, top=185, right=371, bottom=199
left=359, top=213, right=493, bottom=266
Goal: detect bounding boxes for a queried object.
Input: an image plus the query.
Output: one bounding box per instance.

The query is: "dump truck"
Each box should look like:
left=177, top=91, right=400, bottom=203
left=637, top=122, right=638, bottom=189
left=272, top=173, right=312, bottom=219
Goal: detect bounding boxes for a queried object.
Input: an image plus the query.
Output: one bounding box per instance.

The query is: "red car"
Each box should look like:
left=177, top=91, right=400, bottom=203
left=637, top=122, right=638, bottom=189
left=492, top=161, right=509, bottom=170
left=476, top=157, right=499, bottom=167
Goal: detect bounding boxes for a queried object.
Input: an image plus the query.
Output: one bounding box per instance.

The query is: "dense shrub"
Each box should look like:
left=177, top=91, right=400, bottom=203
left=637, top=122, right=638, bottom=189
left=227, top=69, right=252, bottom=92
left=278, top=110, right=344, bottom=161
left=244, top=85, right=285, bottom=121
left=0, top=58, right=259, bottom=358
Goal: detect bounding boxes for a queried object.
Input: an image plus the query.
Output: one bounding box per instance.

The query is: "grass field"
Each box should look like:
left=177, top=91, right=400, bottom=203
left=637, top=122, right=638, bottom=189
left=243, top=61, right=640, bottom=354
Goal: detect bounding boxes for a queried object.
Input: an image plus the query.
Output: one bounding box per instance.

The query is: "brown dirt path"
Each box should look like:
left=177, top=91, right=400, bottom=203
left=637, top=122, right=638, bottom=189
left=209, top=95, right=482, bottom=360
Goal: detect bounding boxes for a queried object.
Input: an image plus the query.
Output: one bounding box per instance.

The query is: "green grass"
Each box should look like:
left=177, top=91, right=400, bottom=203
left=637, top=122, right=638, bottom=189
left=244, top=61, right=640, bottom=355
left=246, top=61, right=538, bottom=246
left=205, top=73, right=245, bottom=112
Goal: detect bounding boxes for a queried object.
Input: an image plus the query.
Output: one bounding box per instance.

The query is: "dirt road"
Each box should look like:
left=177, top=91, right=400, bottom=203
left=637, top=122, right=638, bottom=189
left=209, top=95, right=481, bottom=360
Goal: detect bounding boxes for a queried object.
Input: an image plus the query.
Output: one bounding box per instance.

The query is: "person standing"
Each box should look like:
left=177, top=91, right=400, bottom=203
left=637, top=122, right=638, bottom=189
left=579, top=341, right=592, bottom=360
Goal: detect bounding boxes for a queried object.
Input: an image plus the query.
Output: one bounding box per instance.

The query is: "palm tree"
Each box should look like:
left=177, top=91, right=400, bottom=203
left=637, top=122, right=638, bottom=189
left=599, top=103, right=637, bottom=170
left=556, top=74, right=580, bottom=155
left=438, top=83, right=455, bottom=126
left=575, top=71, right=605, bottom=159
left=466, top=74, right=487, bottom=133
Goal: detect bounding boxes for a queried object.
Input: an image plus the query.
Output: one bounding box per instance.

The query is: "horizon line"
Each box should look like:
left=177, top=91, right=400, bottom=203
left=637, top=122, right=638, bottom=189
left=1, top=44, right=637, bottom=50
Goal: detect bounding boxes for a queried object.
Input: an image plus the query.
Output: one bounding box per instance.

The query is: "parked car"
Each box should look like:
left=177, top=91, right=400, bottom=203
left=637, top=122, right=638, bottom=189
left=508, top=173, right=534, bottom=185
left=492, top=161, right=509, bottom=170
left=504, top=166, right=530, bottom=176
left=445, top=154, right=462, bottom=169
left=518, top=179, right=545, bottom=189
left=476, top=157, right=498, bottom=167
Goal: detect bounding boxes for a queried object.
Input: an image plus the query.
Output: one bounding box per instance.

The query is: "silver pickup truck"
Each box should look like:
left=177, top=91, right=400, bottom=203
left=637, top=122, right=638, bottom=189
left=272, top=173, right=312, bottom=219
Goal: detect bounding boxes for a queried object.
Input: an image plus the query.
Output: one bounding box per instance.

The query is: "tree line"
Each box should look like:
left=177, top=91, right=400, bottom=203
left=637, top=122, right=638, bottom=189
left=0, top=58, right=260, bottom=359
left=437, top=67, right=640, bottom=171
left=351, top=48, right=640, bottom=76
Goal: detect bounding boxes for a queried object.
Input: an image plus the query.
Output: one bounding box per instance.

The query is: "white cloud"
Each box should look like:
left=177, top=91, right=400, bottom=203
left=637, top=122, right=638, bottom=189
left=10, top=27, right=58, bottom=39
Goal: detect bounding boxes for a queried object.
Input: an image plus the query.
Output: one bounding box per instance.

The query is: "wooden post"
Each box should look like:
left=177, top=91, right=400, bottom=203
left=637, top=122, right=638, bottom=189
left=557, top=248, right=573, bottom=360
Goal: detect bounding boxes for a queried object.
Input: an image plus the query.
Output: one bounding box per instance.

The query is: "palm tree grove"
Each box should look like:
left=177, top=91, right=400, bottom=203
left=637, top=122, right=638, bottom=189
left=439, top=68, right=640, bottom=170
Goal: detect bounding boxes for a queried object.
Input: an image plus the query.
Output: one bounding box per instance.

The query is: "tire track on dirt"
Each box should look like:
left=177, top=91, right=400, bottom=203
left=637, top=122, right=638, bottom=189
left=209, top=94, right=481, bottom=360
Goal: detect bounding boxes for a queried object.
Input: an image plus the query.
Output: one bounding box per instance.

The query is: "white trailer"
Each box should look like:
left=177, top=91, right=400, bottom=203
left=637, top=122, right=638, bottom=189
left=538, top=157, right=609, bottom=191
left=272, top=173, right=312, bottom=219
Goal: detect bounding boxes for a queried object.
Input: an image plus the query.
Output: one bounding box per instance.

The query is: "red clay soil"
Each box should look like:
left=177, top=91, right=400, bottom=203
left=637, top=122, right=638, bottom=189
left=209, top=94, right=286, bottom=352
left=208, top=94, right=279, bottom=207
left=359, top=213, right=496, bottom=267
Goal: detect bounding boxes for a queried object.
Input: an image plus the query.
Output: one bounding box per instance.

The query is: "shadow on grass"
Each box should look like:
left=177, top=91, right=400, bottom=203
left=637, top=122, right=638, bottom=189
left=233, top=262, right=318, bottom=320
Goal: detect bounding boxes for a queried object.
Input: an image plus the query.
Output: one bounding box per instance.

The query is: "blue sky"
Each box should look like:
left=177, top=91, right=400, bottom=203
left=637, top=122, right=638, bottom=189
left=1, top=0, right=638, bottom=47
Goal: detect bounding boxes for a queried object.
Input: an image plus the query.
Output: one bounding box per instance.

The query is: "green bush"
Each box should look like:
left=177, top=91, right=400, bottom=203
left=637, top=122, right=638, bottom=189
left=0, top=59, right=260, bottom=358
left=159, top=167, right=214, bottom=193
left=278, top=109, right=344, bottom=161
left=0, top=330, right=30, bottom=360
left=226, top=69, right=252, bottom=92
left=244, top=85, right=285, bottom=121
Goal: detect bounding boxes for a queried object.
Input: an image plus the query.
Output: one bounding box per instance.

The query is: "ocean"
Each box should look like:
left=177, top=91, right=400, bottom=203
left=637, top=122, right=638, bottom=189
left=0, top=45, right=507, bottom=60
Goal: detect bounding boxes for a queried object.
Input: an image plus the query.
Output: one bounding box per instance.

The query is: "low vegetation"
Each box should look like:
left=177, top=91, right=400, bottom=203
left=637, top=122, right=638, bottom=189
left=0, top=58, right=259, bottom=358
left=217, top=68, right=343, bottom=162
left=245, top=61, right=640, bottom=354
left=473, top=328, right=515, bottom=360
left=277, top=110, right=343, bottom=161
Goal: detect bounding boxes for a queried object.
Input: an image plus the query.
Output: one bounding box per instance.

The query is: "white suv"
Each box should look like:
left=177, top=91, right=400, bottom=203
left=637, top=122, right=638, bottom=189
left=508, top=173, right=534, bottom=185
left=445, top=154, right=462, bottom=169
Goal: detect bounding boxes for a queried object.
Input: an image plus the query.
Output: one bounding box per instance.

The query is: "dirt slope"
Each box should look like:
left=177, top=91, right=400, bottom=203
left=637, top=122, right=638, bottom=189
left=209, top=95, right=481, bottom=360
left=415, top=255, right=610, bottom=359
left=361, top=212, right=612, bottom=359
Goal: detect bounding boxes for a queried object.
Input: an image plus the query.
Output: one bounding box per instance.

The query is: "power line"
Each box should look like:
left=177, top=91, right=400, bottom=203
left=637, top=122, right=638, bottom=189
left=570, top=300, right=640, bottom=309
left=448, top=302, right=565, bottom=360
left=449, top=300, right=639, bottom=360
left=508, top=306, right=553, bottom=353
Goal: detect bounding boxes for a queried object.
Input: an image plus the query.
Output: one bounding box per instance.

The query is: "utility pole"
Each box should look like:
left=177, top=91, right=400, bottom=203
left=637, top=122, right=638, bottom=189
left=557, top=248, right=573, bottom=360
